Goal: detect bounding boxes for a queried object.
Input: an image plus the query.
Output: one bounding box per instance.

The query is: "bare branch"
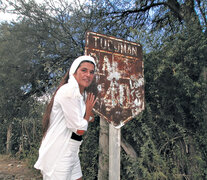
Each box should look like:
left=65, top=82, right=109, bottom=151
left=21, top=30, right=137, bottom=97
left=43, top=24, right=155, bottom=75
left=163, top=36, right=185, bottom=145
left=109, top=2, right=165, bottom=17
left=195, top=0, right=207, bottom=28
left=121, top=137, right=137, bottom=158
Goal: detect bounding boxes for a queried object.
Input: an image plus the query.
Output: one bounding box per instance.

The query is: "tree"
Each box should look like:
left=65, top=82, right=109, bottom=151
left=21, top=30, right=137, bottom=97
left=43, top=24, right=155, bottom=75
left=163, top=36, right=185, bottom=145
left=1, top=0, right=207, bottom=179
left=0, top=21, right=46, bottom=153
left=100, top=0, right=206, bottom=33
left=96, top=0, right=207, bottom=179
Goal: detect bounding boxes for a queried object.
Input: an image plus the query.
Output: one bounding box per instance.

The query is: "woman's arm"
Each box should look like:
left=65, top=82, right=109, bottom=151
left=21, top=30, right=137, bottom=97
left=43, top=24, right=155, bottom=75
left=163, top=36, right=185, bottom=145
left=76, top=93, right=97, bottom=135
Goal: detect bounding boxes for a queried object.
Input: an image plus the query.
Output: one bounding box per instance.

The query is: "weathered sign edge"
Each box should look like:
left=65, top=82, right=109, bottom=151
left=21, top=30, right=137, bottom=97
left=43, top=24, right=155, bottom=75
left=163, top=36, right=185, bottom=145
left=85, top=31, right=142, bottom=48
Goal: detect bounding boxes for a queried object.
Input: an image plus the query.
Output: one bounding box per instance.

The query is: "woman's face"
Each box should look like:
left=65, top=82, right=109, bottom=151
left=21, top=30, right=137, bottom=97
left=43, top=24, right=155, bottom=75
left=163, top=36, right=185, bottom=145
left=74, top=62, right=95, bottom=93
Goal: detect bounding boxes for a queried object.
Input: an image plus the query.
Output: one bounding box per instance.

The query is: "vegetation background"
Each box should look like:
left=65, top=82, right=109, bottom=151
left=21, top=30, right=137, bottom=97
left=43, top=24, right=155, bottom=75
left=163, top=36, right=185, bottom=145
left=0, top=0, right=206, bottom=179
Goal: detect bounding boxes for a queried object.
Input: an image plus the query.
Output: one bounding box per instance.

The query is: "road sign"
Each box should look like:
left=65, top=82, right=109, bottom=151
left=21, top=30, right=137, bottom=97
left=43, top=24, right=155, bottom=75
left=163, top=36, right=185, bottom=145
left=85, top=32, right=144, bottom=128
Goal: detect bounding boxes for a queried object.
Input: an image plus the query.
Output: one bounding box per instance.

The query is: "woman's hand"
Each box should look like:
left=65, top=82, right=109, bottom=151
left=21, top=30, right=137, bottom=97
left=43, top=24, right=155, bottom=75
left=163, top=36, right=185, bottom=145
left=77, top=93, right=97, bottom=135
left=84, top=92, right=97, bottom=122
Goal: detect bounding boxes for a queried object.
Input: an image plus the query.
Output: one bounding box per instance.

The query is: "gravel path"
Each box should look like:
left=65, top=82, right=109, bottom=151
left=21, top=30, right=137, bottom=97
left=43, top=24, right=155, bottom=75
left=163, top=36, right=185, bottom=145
left=0, top=155, right=42, bottom=180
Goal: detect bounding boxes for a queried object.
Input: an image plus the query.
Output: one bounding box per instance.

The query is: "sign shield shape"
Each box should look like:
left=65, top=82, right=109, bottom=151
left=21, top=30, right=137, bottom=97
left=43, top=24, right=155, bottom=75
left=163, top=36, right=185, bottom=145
left=85, top=32, right=145, bottom=128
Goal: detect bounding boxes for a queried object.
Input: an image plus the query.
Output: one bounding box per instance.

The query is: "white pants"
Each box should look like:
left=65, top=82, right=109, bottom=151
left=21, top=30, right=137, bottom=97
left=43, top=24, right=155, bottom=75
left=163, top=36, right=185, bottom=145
left=43, top=139, right=82, bottom=180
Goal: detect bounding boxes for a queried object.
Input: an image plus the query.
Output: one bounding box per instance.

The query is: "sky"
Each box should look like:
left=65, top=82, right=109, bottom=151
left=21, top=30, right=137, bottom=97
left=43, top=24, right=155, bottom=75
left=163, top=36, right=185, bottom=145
left=0, top=0, right=17, bottom=22
left=0, top=0, right=45, bottom=22
left=0, top=0, right=87, bottom=22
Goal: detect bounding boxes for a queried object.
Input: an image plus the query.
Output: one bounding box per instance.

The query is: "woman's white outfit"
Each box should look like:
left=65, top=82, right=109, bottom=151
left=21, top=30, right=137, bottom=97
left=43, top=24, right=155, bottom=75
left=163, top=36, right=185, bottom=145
left=34, top=75, right=88, bottom=180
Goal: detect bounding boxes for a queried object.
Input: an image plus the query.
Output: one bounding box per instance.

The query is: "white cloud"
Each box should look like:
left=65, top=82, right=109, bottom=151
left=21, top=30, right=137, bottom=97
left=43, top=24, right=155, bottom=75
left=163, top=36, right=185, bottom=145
left=0, top=0, right=17, bottom=22
left=0, top=0, right=89, bottom=22
left=0, top=13, right=17, bottom=22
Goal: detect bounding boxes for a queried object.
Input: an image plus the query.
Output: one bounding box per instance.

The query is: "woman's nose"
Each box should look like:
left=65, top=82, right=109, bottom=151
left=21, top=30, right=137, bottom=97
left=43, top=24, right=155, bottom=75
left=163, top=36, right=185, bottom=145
left=86, top=71, right=91, bottom=76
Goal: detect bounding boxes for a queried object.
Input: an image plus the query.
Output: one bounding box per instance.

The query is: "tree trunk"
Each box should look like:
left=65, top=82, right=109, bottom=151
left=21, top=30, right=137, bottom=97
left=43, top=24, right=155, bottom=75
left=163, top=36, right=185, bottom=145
left=121, top=137, right=137, bottom=158
left=202, top=67, right=207, bottom=133
left=6, top=124, right=12, bottom=154
left=98, top=118, right=109, bottom=180
left=17, top=122, right=24, bottom=156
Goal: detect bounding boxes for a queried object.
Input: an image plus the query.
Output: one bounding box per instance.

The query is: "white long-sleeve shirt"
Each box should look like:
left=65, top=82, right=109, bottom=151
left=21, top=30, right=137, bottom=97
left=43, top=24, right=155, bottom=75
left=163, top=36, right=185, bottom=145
left=34, top=75, right=88, bottom=177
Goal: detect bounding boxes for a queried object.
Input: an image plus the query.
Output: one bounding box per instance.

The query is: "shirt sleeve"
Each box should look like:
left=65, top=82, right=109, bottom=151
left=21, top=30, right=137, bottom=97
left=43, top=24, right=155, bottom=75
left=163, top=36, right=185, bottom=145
left=57, top=95, right=88, bottom=132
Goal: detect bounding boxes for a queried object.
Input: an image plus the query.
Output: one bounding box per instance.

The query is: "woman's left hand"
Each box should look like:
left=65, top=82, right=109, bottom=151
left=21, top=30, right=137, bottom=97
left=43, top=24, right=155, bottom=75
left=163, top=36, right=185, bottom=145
left=85, top=93, right=97, bottom=122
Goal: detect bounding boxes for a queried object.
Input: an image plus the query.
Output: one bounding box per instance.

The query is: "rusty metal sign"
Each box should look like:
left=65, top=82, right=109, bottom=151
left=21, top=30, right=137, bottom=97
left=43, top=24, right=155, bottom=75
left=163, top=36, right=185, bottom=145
left=85, top=32, right=144, bottom=128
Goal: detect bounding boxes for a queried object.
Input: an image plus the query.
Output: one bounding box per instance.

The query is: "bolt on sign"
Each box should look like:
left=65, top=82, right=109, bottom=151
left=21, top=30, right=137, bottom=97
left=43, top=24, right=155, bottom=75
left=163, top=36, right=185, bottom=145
left=85, top=31, right=144, bottom=128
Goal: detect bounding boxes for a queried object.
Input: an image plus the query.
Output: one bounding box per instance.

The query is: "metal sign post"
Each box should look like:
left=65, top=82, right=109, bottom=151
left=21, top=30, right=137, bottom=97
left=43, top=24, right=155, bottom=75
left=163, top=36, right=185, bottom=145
left=109, top=124, right=120, bottom=180
left=85, top=32, right=144, bottom=179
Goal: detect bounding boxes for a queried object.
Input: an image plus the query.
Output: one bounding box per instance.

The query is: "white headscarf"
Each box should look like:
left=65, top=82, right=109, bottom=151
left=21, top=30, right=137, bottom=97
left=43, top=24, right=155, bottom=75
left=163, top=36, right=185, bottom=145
left=67, top=56, right=96, bottom=97
left=69, top=55, right=96, bottom=76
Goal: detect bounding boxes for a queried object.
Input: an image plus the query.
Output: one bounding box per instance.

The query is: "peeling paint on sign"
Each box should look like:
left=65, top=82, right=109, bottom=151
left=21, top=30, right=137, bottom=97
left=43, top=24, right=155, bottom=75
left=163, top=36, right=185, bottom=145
left=85, top=32, right=145, bottom=128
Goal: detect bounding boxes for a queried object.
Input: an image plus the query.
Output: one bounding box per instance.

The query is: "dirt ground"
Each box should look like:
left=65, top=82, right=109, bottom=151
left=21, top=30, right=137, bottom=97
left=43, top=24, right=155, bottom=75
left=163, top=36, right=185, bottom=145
left=0, top=155, right=42, bottom=180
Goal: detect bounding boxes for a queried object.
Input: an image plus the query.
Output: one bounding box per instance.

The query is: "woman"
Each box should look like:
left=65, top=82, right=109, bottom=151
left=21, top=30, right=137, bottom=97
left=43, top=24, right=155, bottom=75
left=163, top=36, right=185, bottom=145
left=34, top=55, right=97, bottom=180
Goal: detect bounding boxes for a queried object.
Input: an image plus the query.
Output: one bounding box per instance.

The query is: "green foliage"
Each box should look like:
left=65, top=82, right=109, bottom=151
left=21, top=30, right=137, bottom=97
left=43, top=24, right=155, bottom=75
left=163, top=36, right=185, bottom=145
left=0, top=125, right=7, bottom=153
left=79, top=116, right=100, bottom=179
left=120, top=21, right=207, bottom=179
